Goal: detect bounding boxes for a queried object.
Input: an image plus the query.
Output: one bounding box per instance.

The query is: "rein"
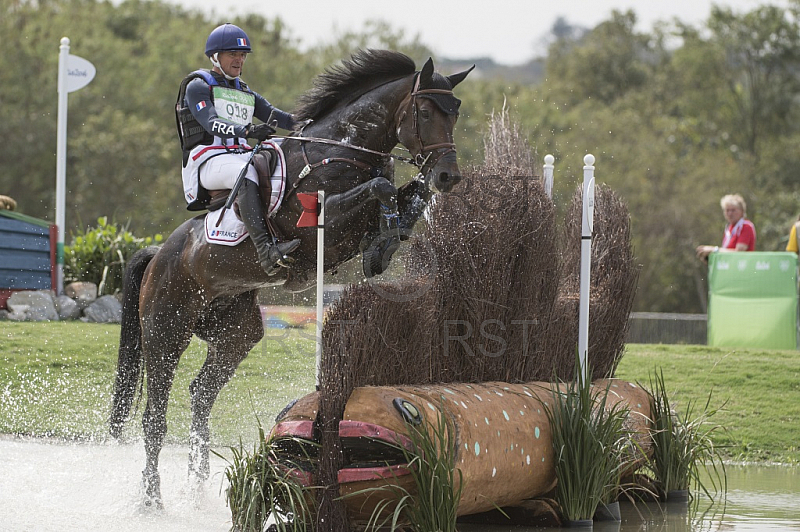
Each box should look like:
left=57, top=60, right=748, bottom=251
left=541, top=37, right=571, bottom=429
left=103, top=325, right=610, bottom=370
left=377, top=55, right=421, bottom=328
left=273, top=132, right=415, bottom=197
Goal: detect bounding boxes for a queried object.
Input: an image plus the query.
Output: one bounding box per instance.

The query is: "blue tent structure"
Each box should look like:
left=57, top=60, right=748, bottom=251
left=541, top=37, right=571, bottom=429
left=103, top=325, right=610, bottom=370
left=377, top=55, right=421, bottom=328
left=0, top=210, right=56, bottom=308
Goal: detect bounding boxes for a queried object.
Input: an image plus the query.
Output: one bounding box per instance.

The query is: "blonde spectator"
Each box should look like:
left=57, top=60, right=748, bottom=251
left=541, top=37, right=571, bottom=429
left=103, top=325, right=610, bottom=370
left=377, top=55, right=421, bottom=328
left=696, top=194, right=756, bottom=261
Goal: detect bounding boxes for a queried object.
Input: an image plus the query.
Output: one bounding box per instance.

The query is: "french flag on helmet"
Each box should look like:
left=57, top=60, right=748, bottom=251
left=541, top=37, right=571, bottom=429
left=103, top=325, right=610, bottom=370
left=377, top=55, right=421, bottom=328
left=205, top=23, right=252, bottom=57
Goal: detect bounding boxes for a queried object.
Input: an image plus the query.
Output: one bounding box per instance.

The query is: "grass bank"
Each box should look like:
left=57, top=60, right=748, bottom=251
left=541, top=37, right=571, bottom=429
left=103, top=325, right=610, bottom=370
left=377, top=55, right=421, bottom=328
left=616, top=343, right=800, bottom=465
left=1, top=322, right=798, bottom=464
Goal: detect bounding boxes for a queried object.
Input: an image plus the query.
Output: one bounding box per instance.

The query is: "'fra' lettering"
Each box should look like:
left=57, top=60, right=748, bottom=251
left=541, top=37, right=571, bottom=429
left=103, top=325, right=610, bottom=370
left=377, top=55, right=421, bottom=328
left=211, top=121, right=235, bottom=136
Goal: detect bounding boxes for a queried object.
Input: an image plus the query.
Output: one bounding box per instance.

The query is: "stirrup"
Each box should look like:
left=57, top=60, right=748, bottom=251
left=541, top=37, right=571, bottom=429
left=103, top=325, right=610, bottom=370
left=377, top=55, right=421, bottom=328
left=262, top=238, right=300, bottom=273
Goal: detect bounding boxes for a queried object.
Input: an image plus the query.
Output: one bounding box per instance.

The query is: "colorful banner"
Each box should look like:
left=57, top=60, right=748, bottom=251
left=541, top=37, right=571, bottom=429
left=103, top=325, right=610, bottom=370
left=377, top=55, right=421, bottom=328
left=707, top=252, right=797, bottom=350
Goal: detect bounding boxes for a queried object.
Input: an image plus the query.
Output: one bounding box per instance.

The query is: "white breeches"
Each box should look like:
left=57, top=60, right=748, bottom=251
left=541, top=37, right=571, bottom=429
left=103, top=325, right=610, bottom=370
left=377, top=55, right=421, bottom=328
left=199, top=152, right=258, bottom=191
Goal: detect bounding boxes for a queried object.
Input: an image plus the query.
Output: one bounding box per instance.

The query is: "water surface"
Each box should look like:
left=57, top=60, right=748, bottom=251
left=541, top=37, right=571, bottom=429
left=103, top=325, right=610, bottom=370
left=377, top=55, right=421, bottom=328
left=2, top=438, right=798, bottom=532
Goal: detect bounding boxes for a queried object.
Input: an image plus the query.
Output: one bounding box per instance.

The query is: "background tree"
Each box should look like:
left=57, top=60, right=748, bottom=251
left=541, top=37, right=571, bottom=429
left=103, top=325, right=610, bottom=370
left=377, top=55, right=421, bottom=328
left=3, top=0, right=800, bottom=314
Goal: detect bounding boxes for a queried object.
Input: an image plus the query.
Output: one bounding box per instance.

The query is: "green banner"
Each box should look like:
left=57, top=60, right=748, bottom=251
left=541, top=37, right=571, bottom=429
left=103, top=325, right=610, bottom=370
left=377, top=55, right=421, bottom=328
left=707, top=252, right=797, bottom=350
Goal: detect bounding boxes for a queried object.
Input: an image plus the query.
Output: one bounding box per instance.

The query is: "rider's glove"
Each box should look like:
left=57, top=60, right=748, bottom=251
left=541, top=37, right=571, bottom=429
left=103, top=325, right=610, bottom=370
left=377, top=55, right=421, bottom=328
left=246, top=123, right=276, bottom=142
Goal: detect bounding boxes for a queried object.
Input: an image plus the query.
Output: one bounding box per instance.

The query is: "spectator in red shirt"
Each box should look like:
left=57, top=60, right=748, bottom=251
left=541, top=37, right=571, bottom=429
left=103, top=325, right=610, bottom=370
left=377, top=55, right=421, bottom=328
left=696, top=193, right=756, bottom=261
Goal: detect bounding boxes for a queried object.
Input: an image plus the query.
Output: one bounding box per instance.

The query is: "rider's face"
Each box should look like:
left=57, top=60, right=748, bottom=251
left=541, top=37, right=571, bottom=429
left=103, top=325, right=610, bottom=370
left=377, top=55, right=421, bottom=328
left=216, top=51, right=247, bottom=78
left=723, top=204, right=743, bottom=225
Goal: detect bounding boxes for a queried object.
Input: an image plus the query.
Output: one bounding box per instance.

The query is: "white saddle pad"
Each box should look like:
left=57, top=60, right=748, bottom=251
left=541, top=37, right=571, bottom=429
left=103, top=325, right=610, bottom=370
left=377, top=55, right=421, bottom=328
left=205, top=209, right=248, bottom=245
left=204, top=139, right=288, bottom=247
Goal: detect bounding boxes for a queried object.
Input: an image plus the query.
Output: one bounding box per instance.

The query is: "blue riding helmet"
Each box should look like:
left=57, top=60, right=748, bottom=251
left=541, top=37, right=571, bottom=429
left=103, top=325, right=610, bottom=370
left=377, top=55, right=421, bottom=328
left=205, top=23, right=252, bottom=57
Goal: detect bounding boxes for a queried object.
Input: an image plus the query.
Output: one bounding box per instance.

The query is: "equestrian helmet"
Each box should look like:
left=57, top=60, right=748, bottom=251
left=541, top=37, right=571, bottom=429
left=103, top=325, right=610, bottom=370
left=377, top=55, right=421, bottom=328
left=205, top=23, right=252, bottom=57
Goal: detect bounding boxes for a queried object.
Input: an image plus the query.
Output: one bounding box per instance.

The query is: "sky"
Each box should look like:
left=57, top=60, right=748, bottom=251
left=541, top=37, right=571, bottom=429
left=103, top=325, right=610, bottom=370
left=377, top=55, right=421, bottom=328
left=167, top=0, right=794, bottom=65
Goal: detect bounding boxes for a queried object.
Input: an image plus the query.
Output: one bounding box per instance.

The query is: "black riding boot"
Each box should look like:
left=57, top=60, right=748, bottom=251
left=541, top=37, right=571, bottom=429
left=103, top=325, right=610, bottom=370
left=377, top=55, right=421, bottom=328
left=237, top=180, right=300, bottom=273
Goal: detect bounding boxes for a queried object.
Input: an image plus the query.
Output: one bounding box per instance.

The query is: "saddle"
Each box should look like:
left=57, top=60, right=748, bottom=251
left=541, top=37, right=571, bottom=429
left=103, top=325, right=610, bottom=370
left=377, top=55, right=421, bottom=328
left=207, top=148, right=278, bottom=214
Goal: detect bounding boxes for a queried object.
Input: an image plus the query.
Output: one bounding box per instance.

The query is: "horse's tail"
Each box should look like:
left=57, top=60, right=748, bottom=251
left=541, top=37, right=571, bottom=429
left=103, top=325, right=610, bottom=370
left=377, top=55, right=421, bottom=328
left=109, top=245, right=159, bottom=439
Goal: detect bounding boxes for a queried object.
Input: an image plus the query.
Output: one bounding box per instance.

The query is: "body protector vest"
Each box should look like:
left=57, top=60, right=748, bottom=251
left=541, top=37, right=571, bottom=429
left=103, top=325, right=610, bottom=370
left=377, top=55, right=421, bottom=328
left=176, top=70, right=255, bottom=210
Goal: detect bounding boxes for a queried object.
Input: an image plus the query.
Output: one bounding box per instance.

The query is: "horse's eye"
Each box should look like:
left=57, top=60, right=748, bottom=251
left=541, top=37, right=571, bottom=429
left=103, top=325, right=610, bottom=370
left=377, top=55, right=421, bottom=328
left=420, top=108, right=431, bottom=120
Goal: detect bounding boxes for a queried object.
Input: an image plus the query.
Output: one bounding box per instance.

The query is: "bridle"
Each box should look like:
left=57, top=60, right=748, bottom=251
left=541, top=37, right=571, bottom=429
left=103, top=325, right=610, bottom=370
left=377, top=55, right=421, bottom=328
left=273, top=71, right=458, bottom=193
left=400, top=72, right=458, bottom=175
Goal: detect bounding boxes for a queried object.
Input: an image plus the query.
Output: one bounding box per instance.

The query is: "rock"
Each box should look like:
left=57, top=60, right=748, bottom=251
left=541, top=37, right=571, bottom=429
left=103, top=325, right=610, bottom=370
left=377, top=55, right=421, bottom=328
left=64, top=282, right=97, bottom=310
left=7, top=290, right=59, bottom=321
left=0, top=194, right=16, bottom=210
left=82, top=295, right=122, bottom=323
left=54, top=295, right=81, bottom=320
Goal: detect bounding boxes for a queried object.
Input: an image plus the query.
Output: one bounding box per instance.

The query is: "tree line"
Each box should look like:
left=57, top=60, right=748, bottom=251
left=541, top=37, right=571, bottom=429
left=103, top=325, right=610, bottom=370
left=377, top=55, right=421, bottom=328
left=3, top=0, right=800, bottom=313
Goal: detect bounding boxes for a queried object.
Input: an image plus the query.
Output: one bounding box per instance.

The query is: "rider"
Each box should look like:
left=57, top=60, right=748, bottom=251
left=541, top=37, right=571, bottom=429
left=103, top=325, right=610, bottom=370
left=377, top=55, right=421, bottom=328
left=178, top=22, right=300, bottom=273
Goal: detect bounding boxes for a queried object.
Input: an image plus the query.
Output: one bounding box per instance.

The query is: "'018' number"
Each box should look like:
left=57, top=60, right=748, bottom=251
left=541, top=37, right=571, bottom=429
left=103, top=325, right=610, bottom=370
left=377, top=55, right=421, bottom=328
left=226, top=103, right=249, bottom=123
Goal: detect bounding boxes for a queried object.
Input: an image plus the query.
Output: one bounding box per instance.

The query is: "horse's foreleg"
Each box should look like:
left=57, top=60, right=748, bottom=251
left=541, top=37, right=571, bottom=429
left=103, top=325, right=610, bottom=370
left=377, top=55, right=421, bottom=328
left=324, top=177, right=406, bottom=277
left=396, top=179, right=434, bottom=238
left=325, top=177, right=397, bottom=234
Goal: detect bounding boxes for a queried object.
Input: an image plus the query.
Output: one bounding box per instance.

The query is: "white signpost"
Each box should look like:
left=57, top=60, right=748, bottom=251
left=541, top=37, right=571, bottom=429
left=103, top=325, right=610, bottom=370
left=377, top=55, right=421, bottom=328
left=56, top=37, right=96, bottom=294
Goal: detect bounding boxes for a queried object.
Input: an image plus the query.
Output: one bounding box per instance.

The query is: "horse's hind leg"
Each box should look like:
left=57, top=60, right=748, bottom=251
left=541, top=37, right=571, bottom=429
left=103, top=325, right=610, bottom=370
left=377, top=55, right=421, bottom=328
left=138, top=285, right=196, bottom=508
left=140, top=343, right=187, bottom=508
left=188, top=291, right=264, bottom=481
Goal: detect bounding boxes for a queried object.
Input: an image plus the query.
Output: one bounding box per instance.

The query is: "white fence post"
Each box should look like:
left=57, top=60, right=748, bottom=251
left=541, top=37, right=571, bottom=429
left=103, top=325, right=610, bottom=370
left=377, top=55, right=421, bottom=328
left=577, top=154, right=595, bottom=382
left=543, top=154, right=554, bottom=199
left=315, top=190, right=325, bottom=388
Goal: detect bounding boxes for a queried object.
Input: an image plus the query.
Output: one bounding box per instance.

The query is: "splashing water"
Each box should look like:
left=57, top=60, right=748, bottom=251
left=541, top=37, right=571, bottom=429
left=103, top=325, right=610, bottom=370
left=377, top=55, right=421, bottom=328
left=0, top=436, right=232, bottom=531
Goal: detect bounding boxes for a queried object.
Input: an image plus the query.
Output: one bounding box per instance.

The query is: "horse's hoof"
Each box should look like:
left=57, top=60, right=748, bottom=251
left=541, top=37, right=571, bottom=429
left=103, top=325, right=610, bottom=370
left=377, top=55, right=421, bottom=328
left=362, top=237, right=401, bottom=278
left=362, top=246, right=382, bottom=278
left=141, top=494, right=164, bottom=511
left=141, top=470, right=163, bottom=510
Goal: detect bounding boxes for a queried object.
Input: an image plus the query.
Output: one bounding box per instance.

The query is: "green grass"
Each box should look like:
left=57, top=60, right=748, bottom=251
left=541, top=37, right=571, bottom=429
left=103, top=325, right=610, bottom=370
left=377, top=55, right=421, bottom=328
left=645, top=368, right=726, bottom=499
left=220, top=425, right=316, bottom=532
left=616, top=344, right=800, bottom=465
left=0, top=321, right=316, bottom=445
left=342, top=401, right=464, bottom=532
left=541, top=368, right=630, bottom=521
left=1, top=322, right=799, bottom=465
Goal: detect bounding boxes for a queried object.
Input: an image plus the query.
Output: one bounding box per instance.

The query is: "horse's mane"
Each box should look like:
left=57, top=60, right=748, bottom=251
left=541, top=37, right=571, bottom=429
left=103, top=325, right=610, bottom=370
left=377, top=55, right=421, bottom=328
left=294, top=49, right=416, bottom=121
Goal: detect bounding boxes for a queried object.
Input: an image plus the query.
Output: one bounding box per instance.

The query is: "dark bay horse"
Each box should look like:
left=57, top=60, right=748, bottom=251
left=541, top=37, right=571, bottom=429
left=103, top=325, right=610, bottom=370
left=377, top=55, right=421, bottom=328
left=109, top=49, right=472, bottom=507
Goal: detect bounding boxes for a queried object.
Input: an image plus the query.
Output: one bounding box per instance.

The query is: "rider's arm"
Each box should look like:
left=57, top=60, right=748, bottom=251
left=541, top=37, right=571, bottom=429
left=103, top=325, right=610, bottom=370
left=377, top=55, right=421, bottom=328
left=252, top=92, right=296, bottom=130
left=185, top=78, right=248, bottom=139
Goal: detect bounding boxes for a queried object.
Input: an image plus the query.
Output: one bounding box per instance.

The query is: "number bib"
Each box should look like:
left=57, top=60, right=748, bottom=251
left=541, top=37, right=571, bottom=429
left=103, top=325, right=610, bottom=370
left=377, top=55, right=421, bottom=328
left=212, top=86, right=255, bottom=125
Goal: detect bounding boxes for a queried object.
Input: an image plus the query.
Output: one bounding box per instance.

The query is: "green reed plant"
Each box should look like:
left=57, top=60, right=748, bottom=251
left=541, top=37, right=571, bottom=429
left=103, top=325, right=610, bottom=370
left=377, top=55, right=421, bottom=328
left=646, top=368, right=727, bottom=501
left=541, top=365, right=631, bottom=523
left=344, top=400, right=464, bottom=532
left=218, top=424, right=316, bottom=532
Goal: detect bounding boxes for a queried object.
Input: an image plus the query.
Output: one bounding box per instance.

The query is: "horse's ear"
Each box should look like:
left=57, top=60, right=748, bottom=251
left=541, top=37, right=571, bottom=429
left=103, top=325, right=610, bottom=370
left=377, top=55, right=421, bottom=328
left=420, top=57, right=435, bottom=84
left=447, top=65, right=475, bottom=88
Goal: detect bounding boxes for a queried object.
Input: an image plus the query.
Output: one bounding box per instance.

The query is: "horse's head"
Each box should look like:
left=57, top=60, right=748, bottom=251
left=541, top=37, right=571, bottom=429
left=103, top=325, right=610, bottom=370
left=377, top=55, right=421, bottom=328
left=397, top=58, right=474, bottom=193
